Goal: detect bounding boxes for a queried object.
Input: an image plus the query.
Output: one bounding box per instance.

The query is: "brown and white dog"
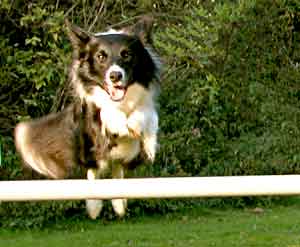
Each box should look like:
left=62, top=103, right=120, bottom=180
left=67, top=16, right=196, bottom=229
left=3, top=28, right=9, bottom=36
left=14, top=16, right=161, bottom=219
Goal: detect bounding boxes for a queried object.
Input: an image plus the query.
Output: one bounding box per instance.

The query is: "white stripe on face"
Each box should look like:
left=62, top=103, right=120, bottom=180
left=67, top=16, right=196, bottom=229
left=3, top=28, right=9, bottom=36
left=94, top=29, right=125, bottom=36
left=105, top=64, right=126, bottom=87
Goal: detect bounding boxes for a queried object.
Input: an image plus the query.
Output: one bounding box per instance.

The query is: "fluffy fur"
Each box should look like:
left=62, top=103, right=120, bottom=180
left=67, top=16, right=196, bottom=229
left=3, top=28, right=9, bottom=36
left=14, top=16, right=161, bottom=219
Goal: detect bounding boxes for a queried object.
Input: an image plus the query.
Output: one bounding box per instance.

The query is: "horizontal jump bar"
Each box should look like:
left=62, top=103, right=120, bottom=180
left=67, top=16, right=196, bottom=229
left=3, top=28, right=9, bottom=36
left=0, top=175, right=300, bottom=201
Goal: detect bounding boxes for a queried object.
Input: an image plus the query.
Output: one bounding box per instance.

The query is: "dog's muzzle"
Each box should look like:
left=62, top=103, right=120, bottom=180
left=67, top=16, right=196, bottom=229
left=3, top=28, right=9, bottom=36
left=104, top=68, right=128, bottom=101
left=104, top=83, right=127, bottom=102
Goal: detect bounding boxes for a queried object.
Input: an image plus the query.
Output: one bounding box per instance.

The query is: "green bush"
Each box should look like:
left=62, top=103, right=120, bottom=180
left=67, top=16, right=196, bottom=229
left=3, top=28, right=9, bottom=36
left=1, top=0, right=300, bottom=226
left=154, top=0, right=300, bottom=177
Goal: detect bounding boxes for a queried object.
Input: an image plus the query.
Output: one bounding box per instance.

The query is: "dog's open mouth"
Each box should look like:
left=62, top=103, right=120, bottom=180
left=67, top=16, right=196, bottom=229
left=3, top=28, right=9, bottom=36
left=105, top=83, right=127, bottom=102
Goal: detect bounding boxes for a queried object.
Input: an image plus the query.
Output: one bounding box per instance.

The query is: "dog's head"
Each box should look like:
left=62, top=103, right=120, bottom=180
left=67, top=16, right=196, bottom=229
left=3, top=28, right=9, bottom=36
left=66, top=16, right=158, bottom=102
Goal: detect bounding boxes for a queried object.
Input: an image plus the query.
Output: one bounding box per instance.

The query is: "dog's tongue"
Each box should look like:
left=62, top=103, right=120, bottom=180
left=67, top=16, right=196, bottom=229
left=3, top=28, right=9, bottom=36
left=107, top=85, right=126, bottom=101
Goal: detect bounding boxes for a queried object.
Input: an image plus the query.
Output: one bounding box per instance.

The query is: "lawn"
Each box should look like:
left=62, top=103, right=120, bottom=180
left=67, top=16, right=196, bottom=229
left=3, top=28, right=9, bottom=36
left=1, top=201, right=300, bottom=247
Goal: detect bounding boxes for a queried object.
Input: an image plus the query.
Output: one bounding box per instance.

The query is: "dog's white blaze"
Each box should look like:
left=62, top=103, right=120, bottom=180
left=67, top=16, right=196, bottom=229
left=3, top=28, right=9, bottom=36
left=105, top=64, right=126, bottom=87
left=94, top=29, right=125, bottom=36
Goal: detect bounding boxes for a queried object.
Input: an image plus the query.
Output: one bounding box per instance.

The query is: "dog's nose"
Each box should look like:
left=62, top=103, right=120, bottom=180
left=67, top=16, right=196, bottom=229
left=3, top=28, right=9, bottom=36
left=109, top=71, right=122, bottom=83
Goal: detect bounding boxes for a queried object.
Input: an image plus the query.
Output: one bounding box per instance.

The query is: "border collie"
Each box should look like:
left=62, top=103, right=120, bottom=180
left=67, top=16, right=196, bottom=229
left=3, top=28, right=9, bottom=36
left=14, top=16, right=161, bottom=219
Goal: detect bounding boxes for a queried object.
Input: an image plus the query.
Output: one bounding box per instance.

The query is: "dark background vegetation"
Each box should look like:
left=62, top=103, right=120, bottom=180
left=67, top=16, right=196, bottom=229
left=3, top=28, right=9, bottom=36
left=0, top=0, right=300, bottom=228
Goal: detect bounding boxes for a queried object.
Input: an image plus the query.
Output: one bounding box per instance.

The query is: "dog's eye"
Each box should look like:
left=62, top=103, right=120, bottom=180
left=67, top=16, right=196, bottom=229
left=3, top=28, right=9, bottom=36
left=120, top=50, right=131, bottom=60
left=97, top=50, right=107, bottom=62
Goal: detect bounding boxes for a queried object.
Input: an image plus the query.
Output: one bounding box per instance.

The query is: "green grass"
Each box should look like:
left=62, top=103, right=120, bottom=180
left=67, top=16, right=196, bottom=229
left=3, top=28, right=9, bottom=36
left=2, top=202, right=300, bottom=247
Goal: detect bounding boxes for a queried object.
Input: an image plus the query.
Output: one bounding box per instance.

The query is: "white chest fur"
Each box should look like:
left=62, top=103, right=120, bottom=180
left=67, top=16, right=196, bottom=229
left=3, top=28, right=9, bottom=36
left=81, top=82, right=159, bottom=163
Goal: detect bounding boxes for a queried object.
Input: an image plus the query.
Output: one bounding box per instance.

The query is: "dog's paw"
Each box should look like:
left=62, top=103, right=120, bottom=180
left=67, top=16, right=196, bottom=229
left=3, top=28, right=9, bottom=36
left=86, top=199, right=103, bottom=219
left=112, top=199, right=127, bottom=217
left=144, top=146, right=156, bottom=162
left=127, top=125, right=141, bottom=139
left=143, top=135, right=157, bottom=163
left=127, top=116, right=143, bottom=139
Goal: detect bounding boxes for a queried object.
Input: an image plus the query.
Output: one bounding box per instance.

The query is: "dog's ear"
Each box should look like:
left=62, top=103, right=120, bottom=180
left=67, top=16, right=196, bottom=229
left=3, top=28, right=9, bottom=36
left=65, top=19, right=90, bottom=48
left=124, top=15, right=154, bottom=44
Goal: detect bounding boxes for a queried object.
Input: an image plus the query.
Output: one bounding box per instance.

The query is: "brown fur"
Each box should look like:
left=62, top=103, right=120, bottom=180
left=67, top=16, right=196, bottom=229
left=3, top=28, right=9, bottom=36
left=15, top=100, right=110, bottom=179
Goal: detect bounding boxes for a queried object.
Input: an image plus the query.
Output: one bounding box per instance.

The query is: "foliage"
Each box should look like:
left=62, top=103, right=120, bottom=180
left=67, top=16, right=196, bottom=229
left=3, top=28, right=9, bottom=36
left=0, top=1, right=69, bottom=142
left=154, top=0, right=300, bottom=177
left=1, top=0, right=300, bottom=225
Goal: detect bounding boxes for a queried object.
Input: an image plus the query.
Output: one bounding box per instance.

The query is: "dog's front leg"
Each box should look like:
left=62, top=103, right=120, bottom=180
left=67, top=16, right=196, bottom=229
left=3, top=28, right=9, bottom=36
left=126, top=108, right=146, bottom=138
left=143, top=109, right=159, bottom=162
left=111, top=163, right=127, bottom=217
left=127, top=107, right=159, bottom=162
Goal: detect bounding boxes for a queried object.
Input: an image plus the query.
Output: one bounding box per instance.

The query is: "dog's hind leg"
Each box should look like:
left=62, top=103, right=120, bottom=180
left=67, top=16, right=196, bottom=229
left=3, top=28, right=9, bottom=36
left=86, top=168, right=103, bottom=219
left=111, top=164, right=127, bottom=217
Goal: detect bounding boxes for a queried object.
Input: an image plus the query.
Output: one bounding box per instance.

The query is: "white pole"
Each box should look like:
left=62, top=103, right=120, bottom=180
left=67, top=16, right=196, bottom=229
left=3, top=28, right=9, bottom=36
left=0, top=175, right=300, bottom=201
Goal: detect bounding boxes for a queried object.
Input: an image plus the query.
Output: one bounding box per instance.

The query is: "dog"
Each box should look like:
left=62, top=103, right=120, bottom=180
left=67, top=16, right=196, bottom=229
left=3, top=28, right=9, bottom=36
left=14, top=16, right=161, bottom=219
